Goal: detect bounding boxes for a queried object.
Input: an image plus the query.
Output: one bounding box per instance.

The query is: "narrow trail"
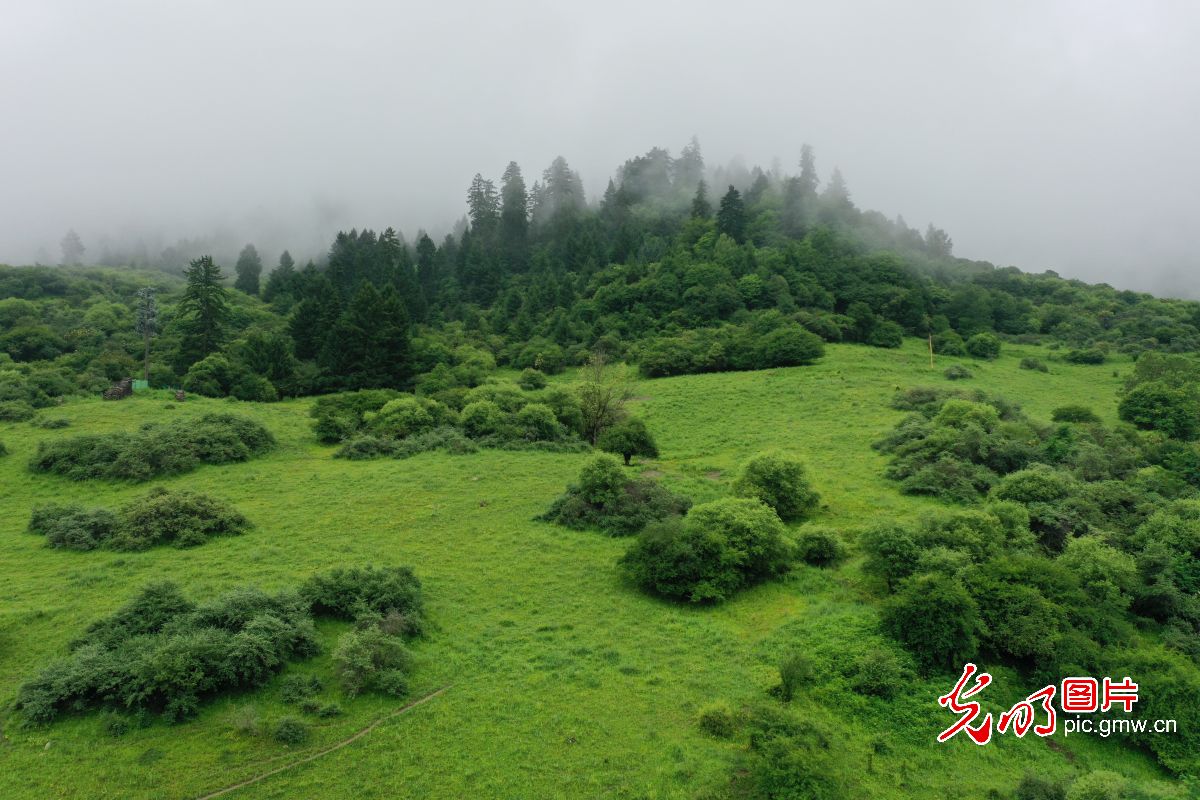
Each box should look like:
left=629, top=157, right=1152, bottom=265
left=192, top=686, right=451, bottom=800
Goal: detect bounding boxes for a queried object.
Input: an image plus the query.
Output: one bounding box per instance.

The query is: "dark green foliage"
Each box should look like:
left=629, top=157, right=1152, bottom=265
left=233, top=244, right=263, bottom=296
left=860, top=523, right=921, bottom=591
left=29, top=414, right=274, bottom=481
left=620, top=498, right=791, bottom=603
left=272, top=717, right=309, bottom=745
left=28, top=504, right=119, bottom=550
left=795, top=526, right=844, bottom=567
left=696, top=701, right=737, bottom=738
left=1015, top=773, right=1066, bottom=800
left=777, top=654, right=814, bottom=702
left=302, top=565, right=424, bottom=632
left=320, top=282, right=412, bottom=390
left=1019, top=356, right=1049, bottom=372
left=932, top=330, right=967, bottom=356
left=517, top=368, right=547, bottom=390
left=333, top=434, right=400, bottom=460
left=279, top=674, right=322, bottom=705
left=732, top=451, right=820, bottom=521
left=0, top=400, right=35, bottom=421
left=1064, top=348, right=1106, bottom=365
left=176, top=256, right=231, bottom=372
left=943, top=364, right=972, bottom=380
left=597, top=417, right=658, bottom=465
left=539, top=454, right=690, bottom=536
left=638, top=319, right=824, bottom=378
left=16, top=583, right=319, bottom=723
left=332, top=626, right=412, bottom=698
left=744, top=706, right=845, bottom=800
left=848, top=647, right=907, bottom=698
left=1119, top=380, right=1199, bottom=440
left=881, top=573, right=980, bottom=671
left=112, top=487, right=249, bottom=550
left=1051, top=405, right=1100, bottom=424
left=309, top=389, right=402, bottom=443
left=32, top=416, right=70, bottom=429
left=965, top=332, right=1001, bottom=360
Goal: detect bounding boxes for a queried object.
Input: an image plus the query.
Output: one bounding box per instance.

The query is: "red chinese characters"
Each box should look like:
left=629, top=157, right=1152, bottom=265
left=1102, top=677, right=1139, bottom=713
left=1060, top=677, right=1099, bottom=713
left=937, top=663, right=993, bottom=745
left=998, top=685, right=1056, bottom=737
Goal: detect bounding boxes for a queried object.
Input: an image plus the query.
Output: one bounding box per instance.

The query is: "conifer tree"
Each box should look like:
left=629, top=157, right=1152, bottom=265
left=176, top=255, right=230, bottom=370
left=234, top=244, right=263, bottom=295
left=716, top=185, right=747, bottom=243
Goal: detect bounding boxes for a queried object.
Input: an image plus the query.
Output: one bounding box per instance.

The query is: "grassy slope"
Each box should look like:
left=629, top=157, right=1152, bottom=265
left=0, top=339, right=1182, bottom=799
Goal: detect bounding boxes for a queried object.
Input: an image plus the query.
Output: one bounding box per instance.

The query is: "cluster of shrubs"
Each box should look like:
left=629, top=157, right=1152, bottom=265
left=637, top=317, right=825, bottom=378
left=0, top=360, right=78, bottom=422
left=538, top=454, right=691, bottom=536
left=931, top=330, right=1002, bottom=360
left=17, top=565, right=425, bottom=725
left=313, top=384, right=591, bottom=460
left=28, top=413, right=274, bottom=481
left=28, top=488, right=249, bottom=551
left=618, top=452, right=827, bottom=603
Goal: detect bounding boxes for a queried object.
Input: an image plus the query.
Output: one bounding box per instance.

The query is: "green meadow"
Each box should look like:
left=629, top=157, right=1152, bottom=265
left=0, top=339, right=1182, bottom=799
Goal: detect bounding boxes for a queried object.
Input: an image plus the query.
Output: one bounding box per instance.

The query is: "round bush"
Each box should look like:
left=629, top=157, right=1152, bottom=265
left=1019, top=356, right=1049, bottom=372
left=597, top=417, right=658, bottom=465
left=459, top=400, right=506, bottom=437
left=849, top=648, right=907, bottom=698
left=366, top=396, right=436, bottom=439
left=965, top=332, right=1001, bottom=360
left=515, top=403, right=562, bottom=441
left=943, top=364, right=973, bottom=380
left=795, top=526, right=843, bottom=566
left=757, top=325, right=825, bottom=366
left=933, top=330, right=967, bottom=356
left=697, top=701, right=738, bottom=738
left=881, top=573, right=979, bottom=671
left=1119, top=381, right=1199, bottom=440
left=1066, top=771, right=1125, bottom=800
left=272, top=717, right=309, bottom=745
left=114, top=488, right=249, bottom=550
left=867, top=320, right=904, bottom=349
left=1064, top=348, right=1106, bottom=365
left=1051, top=405, right=1100, bottom=424
left=577, top=454, right=627, bottom=506
left=732, top=451, right=820, bottom=521
left=517, top=368, right=548, bottom=391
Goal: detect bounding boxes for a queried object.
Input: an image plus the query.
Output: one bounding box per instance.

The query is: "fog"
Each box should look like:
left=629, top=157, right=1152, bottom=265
left=2, top=0, right=1198, bottom=294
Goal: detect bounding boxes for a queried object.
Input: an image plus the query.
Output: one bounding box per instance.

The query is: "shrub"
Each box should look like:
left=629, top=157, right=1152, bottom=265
left=113, top=488, right=249, bottom=550
left=860, top=523, right=920, bottom=591
left=881, top=574, right=979, bottom=671
left=1019, top=356, right=1049, bottom=372
left=302, top=565, right=424, bottom=631
left=33, top=416, right=70, bottom=429
left=597, top=417, right=658, bottom=465
left=332, top=626, right=412, bottom=698
left=309, top=389, right=402, bottom=443
left=745, top=707, right=842, bottom=800
left=1119, top=381, right=1199, bottom=440
left=1064, top=348, right=1106, bottom=365
left=1065, top=772, right=1124, bottom=800
left=732, top=451, right=820, bottom=522
left=777, top=654, right=814, bottom=701
left=0, top=400, right=35, bottom=421
left=1015, top=774, right=1066, bottom=800
left=795, top=526, right=843, bottom=567
left=460, top=400, right=506, bottom=437
left=620, top=498, right=791, bottom=603
left=849, top=647, right=907, bottom=698
left=697, top=701, right=738, bottom=738
left=514, top=403, right=563, bottom=442
left=272, top=717, right=309, bottom=745
left=867, top=320, right=904, bottom=348
left=933, top=330, right=967, bottom=356
left=517, top=368, right=548, bottom=391
left=29, top=504, right=119, bottom=550
left=758, top=325, right=826, bottom=365
left=965, top=332, right=1001, bottom=360
left=0, top=440, right=7, bottom=457
left=29, top=414, right=274, bottom=481
left=279, top=674, right=322, bottom=705
left=539, top=454, right=690, bottom=536
left=365, top=396, right=456, bottom=439
left=1052, top=405, right=1101, bottom=424
left=943, top=364, right=973, bottom=380
left=333, top=434, right=400, bottom=460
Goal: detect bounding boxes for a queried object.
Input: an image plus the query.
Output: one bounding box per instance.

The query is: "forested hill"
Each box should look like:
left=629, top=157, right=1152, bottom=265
left=2, top=140, right=1199, bottom=404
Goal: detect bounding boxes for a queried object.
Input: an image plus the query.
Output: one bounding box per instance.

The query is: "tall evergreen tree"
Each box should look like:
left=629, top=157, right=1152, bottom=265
left=262, top=250, right=296, bottom=304
left=716, top=185, right=747, bottom=243
left=499, top=161, right=529, bottom=269
left=467, top=174, right=500, bottom=237
left=176, top=255, right=230, bottom=370
left=691, top=180, right=712, bottom=219
left=134, top=287, right=157, bottom=383
left=321, top=282, right=411, bottom=389
left=60, top=229, right=85, bottom=266
left=289, top=272, right=339, bottom=361
left=415, top=232, right=438, bottom=296
left=234, top=244, right=263, bottom=295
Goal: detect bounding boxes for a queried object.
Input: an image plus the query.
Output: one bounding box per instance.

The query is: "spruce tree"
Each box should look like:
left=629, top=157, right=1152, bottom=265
left=716, top=185, right=747, bottom=243
left=176, top=256, right=230, bottom=371
left=234, top=244, right=263, bottom=295
left=691, top=180, right=712, bottom=219
left=322, top=282, right=411, bottom=389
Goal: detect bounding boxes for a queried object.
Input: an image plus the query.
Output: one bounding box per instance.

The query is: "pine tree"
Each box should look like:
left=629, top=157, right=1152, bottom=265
left=176, top=256, right=230, bottom=370
left=234, top=244, right=263, bottom=295
left=467, top=174, right=500, bottom=237
left=262, top=250, right=296, bottom=304
left=691, top=180, right=712, bottom=219
left=716, top=185, right=747, bottom=243
left=415, top=232, right=438, bottom=296
left=322, top=282, right=411, bottom=389
left=499, top=161, right=529, bottom=270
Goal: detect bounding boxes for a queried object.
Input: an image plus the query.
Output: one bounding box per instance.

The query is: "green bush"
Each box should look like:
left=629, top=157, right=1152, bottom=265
left=732, top=451, right=820, bottom=521
left=881, top=573, right=979, bottom=671
left=1051, top=405, right=1100, bottom=424
left=849, top=648, right=907, bottom=698
left=943, top=364, right=972, bottom=380
left=309, top=389, right=402, bottom=443
left=795, top=526, right=843, bottom=567
left=32, top=416, right=70, bottom=429
left=965, top=332, right=1001, bottom=360
left=1015, top=773, right=1066, bottom=800
left=302, top=565, right=424, bottom=631
left=29, top=414, right=274, bottom=481
left=777, top=654, right=814, bottom=702
left=1064, top=348, right=1106, bottom=365
left=517, top=368, right=548, bottom=390
left=867, top=320, right=904, bottom=348
left=0, top=400, right=35, bottom=421
left=28, top=504, right=119, bottom=550
left=332, top=626, right=412, bottom=698
left=279, top=674, right=323, bottom=705
left=1065, top=772, right=1124, bottom=800
left=1019, top=356, right=1049, bottom=372
left=859, top=523, right=920, bottom=591
left=933, top=330, right=967, bottom=356
left=597, top=417, right=658, bottom=465
left=620, top=498, right=791, bottom=603
left=460, top=400, right=506, bottom=437
left=697, top=701, right=738, bottom=738
left=272, top=717, right=309, bottom=745
left=538, top=454, right=690, bottom=536
left=113, top=488, right=249, bottom=550
left=515, top=403, right=563, bottom=442
left=1119, top=380, right=1199, bottom=440
left=333, top=434, right=400, bottom=460
left=745, top=707, right=843, bottom=800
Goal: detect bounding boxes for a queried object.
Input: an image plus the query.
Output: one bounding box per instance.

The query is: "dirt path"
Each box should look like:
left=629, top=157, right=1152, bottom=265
left=193, top=686, right=451, bottom=800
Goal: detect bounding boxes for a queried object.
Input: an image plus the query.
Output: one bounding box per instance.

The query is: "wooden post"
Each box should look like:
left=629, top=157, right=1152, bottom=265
left=928, top=333, right=934, bottom=368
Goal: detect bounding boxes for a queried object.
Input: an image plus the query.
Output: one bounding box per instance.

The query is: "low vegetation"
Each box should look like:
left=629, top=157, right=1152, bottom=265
left=538, top=454, right=690, bottom=536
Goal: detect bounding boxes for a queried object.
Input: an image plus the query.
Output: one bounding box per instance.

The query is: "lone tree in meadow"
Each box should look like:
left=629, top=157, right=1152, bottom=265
left=598, top=417, right=658, bottom=465
left=176, top=255, right=230, bottom=371
left=134, top=287, right=158, bottom=383
left=578, top=350, right=634, bottom=445
left=234, top=243, right=263, bottom=296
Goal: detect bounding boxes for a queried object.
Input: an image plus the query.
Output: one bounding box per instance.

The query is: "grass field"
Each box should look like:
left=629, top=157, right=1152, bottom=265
left=0, top=339, right=1184, bottom=799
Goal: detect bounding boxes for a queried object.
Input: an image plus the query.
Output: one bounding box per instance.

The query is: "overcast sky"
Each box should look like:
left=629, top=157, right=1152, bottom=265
left=2, top=0, right=1198, bottom=294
